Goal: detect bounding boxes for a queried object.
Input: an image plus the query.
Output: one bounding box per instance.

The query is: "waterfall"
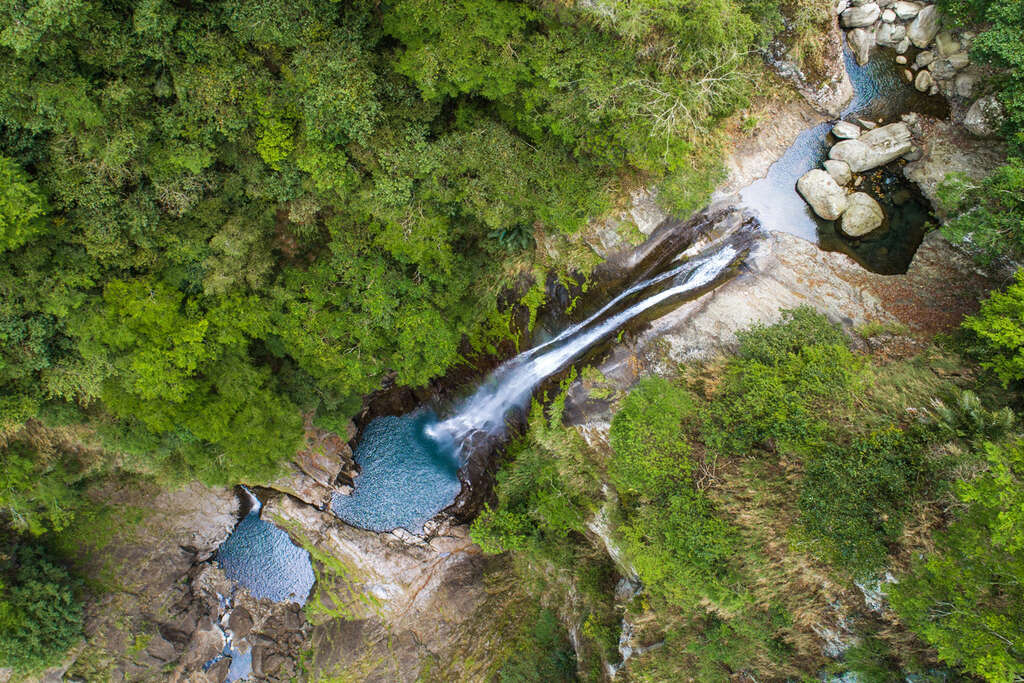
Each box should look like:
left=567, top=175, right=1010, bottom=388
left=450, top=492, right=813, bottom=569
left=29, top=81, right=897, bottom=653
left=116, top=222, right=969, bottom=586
left=427, top=243, right=741, bottom=447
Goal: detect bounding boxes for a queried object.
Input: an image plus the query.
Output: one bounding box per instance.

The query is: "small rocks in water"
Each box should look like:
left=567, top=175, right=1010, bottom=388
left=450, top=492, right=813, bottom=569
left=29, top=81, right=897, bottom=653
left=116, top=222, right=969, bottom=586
left=914, top=69, right=934, bottom=92
left=824, top=159, right=854, bottom=186
left=915, top=50, right=935, bottom=68
left=893, top=0, right=922, bottom=19
left=881, top=8, right=897, bottom=22
left=934, top=30, right=960, bottom=58
left=797, top=169, right=850, bottom=221
left=832, top=120, right=862, bottom=139
left=841, top=3, right=881, bottom=28
left=829, top=121, right=913, bottom=172
left=908, top=4, right=941, bottom=48
left=876, top=22, right=907, bottom=48
left=848, top=27, right=875, bottom=66
left=896, top=37, right=911, bottom=53
left=902, top=68, right=914, bottom=83
left=964, top=94, right=1006, bottom=138
left=929, top=84, right=940, bottom=95
left=841, top=192, right=886, bottom=237
left=896, top=55, right=908, bottom=64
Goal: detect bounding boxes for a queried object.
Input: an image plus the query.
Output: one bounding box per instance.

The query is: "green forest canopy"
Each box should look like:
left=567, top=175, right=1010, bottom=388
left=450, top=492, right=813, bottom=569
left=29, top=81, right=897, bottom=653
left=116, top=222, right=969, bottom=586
left=0, top=0, right=788, bottom=491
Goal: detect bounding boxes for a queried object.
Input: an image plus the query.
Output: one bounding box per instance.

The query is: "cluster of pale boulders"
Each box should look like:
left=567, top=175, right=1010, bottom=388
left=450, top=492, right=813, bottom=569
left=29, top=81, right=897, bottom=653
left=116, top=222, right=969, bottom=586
left=838, top=0, right=1005, bottom=137
left=797, top=120, right=919, bottom=237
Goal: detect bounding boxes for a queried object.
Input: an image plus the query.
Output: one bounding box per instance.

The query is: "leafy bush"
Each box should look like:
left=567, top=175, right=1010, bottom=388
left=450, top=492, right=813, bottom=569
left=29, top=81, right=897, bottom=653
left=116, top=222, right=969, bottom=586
left=0, top=540, right=84, bottom=674
left=496, top=608, right=577, bottom=683
left=938, top=162, right=1024, bottom=264
left=891, top=439, right=1024, bottom=682
left=798, top=427, right=939, bottom=574
left=608, top=377, right=696, bottom=502
left=962, top=270, right=1024, bottom=386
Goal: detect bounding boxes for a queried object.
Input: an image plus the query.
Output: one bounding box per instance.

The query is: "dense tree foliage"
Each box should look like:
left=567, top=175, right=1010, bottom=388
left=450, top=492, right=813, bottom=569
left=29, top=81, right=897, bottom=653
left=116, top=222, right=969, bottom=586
left=891, top=439, right=1024, bottom=681
left=963, top=269, right=1024, bottom=385
left=0, top=0, right=786, bottom=495
left=0, top=537, right=83, bottom=675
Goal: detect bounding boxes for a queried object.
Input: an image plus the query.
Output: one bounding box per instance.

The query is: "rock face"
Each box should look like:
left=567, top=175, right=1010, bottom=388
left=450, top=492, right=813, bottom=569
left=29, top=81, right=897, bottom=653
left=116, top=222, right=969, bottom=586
left=267, top=418, right=357, bottom=508
left=907, top=4, right=940, bottom=48
left=797, top=169, right=850, bottom=220
left=902, top=116, right=1007, bottom=218
left=767, top=18, right=853, bottom=117
left=840, top=192, right=885, bottom=237
left=828, top=122, right=913, bottom=172
left=841, top=3, right=881, bottom=27
left=964, top=94, right=1006, bottom=138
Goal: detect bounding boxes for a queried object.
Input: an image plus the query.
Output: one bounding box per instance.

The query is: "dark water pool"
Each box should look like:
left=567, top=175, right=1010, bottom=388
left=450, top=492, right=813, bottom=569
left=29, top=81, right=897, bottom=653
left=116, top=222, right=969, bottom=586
left=739, top=47, right=946, bottom=273
left=331, top=411, right=462, bottom=533
left=215, top=491, right=315, bottom=604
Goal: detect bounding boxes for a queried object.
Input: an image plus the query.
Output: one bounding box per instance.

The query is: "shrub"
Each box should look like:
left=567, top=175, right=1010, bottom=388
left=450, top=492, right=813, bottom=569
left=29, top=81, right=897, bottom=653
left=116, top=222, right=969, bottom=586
left=0, top=540, right=84, bottom=674
left=963, top=270, right=1024, bottom=386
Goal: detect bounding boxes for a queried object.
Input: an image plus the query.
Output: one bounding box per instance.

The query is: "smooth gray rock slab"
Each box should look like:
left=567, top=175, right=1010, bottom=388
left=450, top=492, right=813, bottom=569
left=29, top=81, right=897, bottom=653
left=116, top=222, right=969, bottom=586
left=876, top=21, right=907, bottom=47
left=797, top=169, right=850, bottom=221
left=828, top=122, right=913, bottom=172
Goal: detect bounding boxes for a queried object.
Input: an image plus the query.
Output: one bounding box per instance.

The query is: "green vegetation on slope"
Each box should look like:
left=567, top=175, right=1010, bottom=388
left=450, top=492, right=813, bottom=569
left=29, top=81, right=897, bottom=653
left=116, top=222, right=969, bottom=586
left=474, top=308, right=1024, bottom=681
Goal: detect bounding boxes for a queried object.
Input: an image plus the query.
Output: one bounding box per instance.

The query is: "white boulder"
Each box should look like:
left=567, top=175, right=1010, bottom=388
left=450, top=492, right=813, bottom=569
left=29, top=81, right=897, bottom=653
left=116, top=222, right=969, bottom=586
left=841, top=3, right=881, bottom=27
left=840, top=192, right=885, bottom=237
left=908, top=5, right=941, bottom=48
left=829, top=122, right=914, bottom=172
left=797, top=169, right=850, bottom=221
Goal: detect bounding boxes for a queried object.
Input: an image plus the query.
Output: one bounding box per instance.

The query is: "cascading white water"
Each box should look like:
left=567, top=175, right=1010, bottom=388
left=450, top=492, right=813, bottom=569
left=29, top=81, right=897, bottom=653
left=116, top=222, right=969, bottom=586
left=427, top=244, right=739, bottom=446
left=332, top=239, right=744, bottom=532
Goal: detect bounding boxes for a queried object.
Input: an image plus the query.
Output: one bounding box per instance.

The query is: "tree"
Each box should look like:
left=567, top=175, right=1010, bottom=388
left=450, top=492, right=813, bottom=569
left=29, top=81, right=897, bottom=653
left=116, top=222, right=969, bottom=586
left=0, top=156, right=48, bottom=252
left=891, top=440, right=1024, bottom=682
left=0, top=539, right=83, bottom=675
left=963, top=269, right=1024, bottom=386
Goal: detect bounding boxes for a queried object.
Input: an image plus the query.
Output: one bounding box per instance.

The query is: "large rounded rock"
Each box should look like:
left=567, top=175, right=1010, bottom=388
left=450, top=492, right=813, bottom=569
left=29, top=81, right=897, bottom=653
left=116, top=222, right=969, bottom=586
left=964, top=94, right=1006, bottom=138
left=876, top=22, right=907, bottom=47
left=797, top=169, right=850, bottom=221
left=832, top=121, right=861, bottom=139
left=841, top=3, right=881, bottom=27
left=824, top=159, right=853, bottom=186
left=893, top=1, right=922, bottom=19
left=840, top=192, right=885, bottom=237
left=914, top=69, right=934, bottom=92
left=848, top=27, right=875, bottom=66
left=908, top=5, right=941, bottom=48
left=828, top=122, right=913, bottom=172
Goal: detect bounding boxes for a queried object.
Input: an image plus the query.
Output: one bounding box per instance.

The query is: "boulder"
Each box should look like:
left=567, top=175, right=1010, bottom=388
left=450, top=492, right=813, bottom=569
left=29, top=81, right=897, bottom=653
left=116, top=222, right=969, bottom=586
left=841, top=3, right=881, bottom=27
left=840, top=192, right=885, bottom=237
left=881, top=8, right=897, bottom=22
left=954, top=69, right=981, bottom=98
left=828, top=122, right=913, bottom=172
left=824, top=159, right=853, bottom=186
left=964, top=94, right=1006, bottom=138
left=915, top=50, right=935, bottom=68
left=893, top=0, right=922, bottom=19
left=914, top=69, right=934, bottom=92
left=832, top=120, right=862, bottom=139
left=896, top=37, right=911, bottom=53
left=934, top=30, right=960, bottom=57
left=848, top=27, right=875, bottom=66
left=947, top=52, right=970, bottom=69
left=876, top=22, right=907, bottom=47
left=796, top=169, right=850, bottom=220
left=908, top=5, right=941, bottom=48
left=929, top=59, right=957, bottom=81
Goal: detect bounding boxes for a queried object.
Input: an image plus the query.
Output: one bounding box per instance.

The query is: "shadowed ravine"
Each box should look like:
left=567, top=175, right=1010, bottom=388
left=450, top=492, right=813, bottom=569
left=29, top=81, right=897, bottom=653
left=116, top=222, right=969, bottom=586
left=331, top=222, right=755, bottom=533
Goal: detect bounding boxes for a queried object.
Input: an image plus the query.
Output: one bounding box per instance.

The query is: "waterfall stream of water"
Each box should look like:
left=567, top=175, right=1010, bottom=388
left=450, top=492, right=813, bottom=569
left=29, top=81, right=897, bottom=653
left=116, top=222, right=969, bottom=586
left=331, top=238, right=747, bottom=533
